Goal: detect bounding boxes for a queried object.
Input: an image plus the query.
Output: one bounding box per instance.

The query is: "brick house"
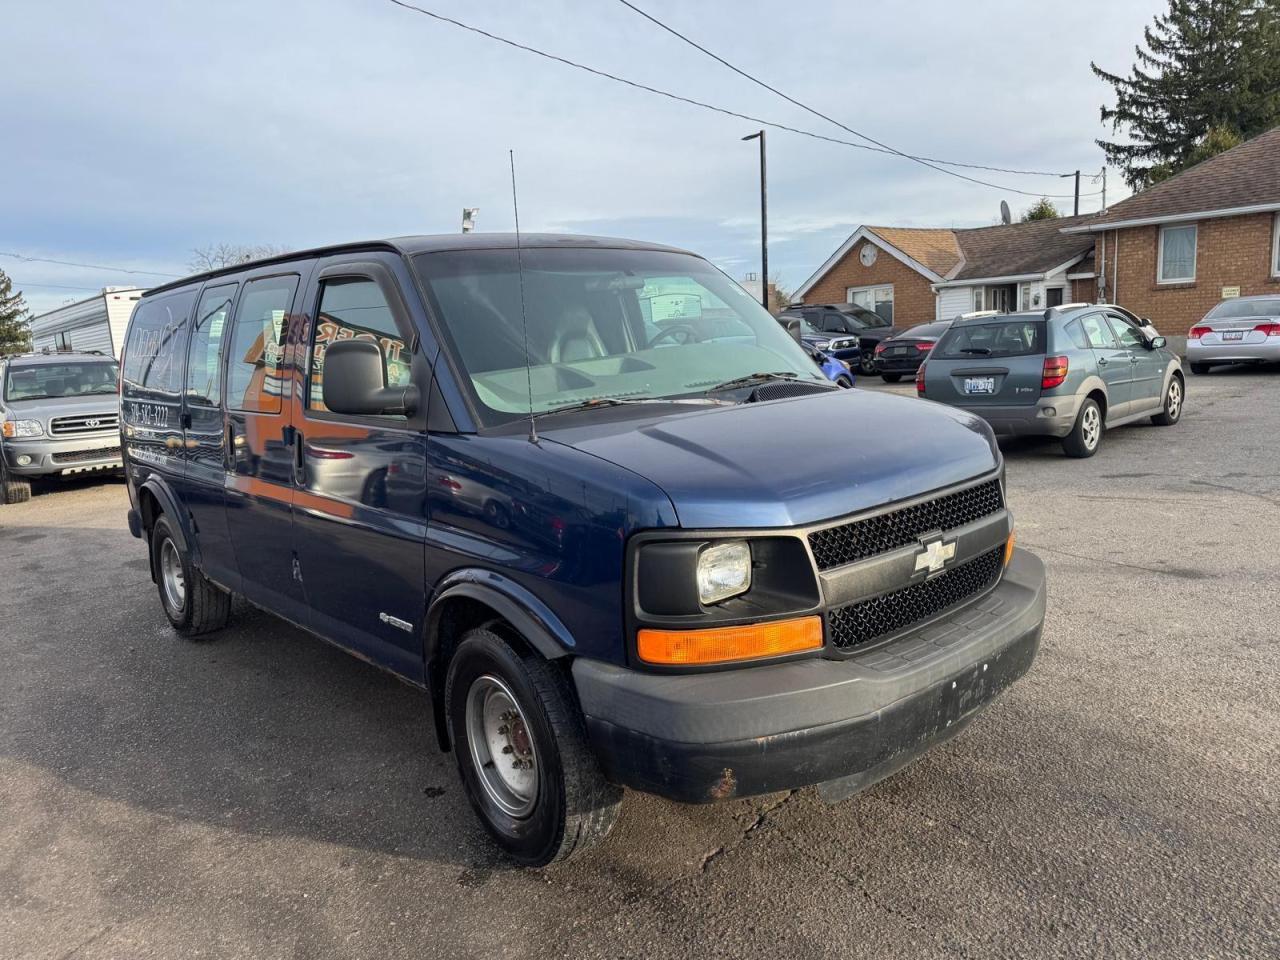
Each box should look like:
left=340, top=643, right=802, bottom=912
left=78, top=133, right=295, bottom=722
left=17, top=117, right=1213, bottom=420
left=1060, top=125, right=1280, bottom=331
left=794, top=218, right=1095, bottom=326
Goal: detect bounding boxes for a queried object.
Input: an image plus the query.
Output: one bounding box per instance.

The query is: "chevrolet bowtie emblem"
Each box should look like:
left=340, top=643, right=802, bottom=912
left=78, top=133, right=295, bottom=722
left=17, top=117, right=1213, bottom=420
left=914, top=538, right=956, bottom=574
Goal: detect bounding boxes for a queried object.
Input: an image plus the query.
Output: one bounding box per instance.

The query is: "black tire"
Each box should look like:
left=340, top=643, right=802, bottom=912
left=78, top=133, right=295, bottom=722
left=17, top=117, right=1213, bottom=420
left=881, top=373, right=902, bottom=383
left=1062, top=397, right=1104, bottom=458
left=1, top=461, right=32, bottom=505
left=859, top=353, right=876, bottom=375
left=1190, top=362, right=1211, bottom=375
left=446, top=627, right=622, bottom=866
left=835, top=374, right=854, bottom=389
left=1151, top=374, right=1184, bottom=426
left=149, top=514, right=230, bottom=637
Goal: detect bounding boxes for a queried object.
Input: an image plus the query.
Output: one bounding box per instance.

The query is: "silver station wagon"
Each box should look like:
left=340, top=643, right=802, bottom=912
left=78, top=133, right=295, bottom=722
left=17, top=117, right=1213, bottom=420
left=1186, top=296, right=1280, bottom=374
left=916, top=304, right=1184, bottom=458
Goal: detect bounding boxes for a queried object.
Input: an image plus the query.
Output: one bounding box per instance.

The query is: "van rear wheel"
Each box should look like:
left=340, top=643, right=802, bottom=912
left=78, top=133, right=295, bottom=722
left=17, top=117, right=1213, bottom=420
left=150, top=514, right=230, bottom=637
left=446, top=627, right=622, bottom=866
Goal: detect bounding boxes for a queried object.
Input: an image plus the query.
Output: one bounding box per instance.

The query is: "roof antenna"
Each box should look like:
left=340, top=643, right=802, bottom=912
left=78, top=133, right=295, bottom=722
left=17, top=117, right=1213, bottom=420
left=510, top=149, right=537, bottom=444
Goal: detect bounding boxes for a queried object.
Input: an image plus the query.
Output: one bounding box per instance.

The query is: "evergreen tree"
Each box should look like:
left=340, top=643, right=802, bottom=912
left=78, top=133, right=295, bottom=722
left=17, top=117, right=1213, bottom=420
left=0, top=269, right=33, bottom=354
left=1020, top=198, right=1061, bottom=222
left=1092, top=0, right=1280, bottom=189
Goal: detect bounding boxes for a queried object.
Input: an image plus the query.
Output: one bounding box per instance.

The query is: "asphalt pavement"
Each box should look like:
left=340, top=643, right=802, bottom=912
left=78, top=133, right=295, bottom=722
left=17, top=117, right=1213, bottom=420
left=2, top=366, right=1277, bottom=959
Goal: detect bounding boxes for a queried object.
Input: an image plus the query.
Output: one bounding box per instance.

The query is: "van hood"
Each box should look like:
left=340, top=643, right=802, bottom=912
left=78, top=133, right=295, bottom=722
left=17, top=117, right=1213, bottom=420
left=539, top=390, right=1000, bottom=529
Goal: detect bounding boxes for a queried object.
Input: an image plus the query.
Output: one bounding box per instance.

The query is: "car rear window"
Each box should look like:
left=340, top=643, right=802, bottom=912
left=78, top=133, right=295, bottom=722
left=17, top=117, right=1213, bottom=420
left=935, top=319, right=1045, bottom=358
left=1206, top=298, right=1280, bottom=319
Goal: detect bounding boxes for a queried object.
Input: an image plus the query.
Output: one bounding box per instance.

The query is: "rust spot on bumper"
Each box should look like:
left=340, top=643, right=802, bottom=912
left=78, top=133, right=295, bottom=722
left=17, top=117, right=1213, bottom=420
left=709, top=767, right=737, bottom=800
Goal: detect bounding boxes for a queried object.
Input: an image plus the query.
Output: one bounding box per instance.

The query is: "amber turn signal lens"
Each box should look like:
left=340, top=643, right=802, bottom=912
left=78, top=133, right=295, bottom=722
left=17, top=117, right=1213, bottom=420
left=1004, top=529, right=1017, bottom=566
left=637, top=616, right=823, bottom=666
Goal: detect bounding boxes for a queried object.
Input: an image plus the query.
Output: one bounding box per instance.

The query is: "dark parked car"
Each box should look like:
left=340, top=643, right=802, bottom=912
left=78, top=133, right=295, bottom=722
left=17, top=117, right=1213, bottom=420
left=874, top=320, right=954, bottom=381
left=120, top=234, right=1044, bottom=865
left=917, top=305, right=1183, bottom=457
left=782, top=304, right=896, bottom=374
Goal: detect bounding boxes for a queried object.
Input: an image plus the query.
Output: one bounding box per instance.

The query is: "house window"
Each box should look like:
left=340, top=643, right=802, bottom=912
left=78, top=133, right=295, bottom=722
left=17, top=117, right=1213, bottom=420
left=973, top=287, right=984, bottom=311
left=1272, top=214, right=1280, bottom=278
left=846, top=285, right=893, bottom=324
left=1157, top=224, right=1197, bottom=283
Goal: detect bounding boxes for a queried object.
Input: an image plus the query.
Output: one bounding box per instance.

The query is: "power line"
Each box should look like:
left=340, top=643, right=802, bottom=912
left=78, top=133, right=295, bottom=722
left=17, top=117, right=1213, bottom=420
left=0, top=251, right=181, bottom=278
left=8, top=280, right=105, bottom=291
left=383, top=0, right=1096, bottom=200
left=614, top=0, right=1096, bottom=195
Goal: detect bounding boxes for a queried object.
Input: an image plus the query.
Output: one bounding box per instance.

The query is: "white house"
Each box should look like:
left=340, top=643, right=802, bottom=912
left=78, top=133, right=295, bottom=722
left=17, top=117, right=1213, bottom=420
left=28, top=287, right=146, bottom=358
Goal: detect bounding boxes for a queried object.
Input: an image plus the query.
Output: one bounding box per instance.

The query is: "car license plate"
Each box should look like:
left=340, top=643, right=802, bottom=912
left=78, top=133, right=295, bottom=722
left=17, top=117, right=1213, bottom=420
left=964, top=377, right=996, bottom=395
left=1222, top=330, right=1244, bottom=341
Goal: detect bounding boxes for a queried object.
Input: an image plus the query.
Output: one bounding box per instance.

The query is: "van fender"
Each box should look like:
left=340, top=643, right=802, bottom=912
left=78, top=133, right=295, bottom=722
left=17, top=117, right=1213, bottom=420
left=425, top=568, right=577, bottom=664
left=137, top=476, right=201, bottom=576
left=1075, top=374, right=1109, bottom=415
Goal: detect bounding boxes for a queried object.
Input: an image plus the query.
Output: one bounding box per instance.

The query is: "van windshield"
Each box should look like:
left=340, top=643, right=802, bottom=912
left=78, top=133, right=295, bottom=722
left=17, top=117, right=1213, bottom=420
left=413, top=247, right=825, bottom=426
left=935, top=319, right=1045, bottom=358
left=4, top=361, right=119, bottom=401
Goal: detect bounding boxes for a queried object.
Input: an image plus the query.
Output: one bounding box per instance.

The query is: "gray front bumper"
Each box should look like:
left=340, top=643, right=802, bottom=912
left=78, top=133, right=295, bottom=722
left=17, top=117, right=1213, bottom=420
left=2, top=434, right=123, bottom=477
left=573, top=549, right=1046, bottom=802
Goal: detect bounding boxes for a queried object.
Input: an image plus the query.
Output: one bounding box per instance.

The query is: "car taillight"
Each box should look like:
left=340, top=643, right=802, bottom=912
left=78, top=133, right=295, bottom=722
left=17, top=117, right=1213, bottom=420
left=1188, top=325, right=1211, bottom=339
left=1042, top=355, right=1069, bottom=390
left=915, top=342, right=933, bottom=352
left=875, top=342, right=887, bottom=354
left=915, top=364, right=926, bottom=395
left=1254, top=322, right=1280, bottom=336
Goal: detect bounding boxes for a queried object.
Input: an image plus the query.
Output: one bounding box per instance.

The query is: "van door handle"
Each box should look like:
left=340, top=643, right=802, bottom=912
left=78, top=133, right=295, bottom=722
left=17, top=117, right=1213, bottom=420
left=293, top=431, right=306, bottom=486
left=1129, top=356, right=1141, bottom=363
left=1097, top=356, right=1109, bottom=366
left=179, top=410, right=192, bottom=430
left=225, top=421, right=236, bottom=464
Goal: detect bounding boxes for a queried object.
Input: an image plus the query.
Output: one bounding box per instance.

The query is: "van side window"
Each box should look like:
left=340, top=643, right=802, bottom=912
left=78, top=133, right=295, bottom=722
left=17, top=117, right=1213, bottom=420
left=1080, top=313, right=1117, bottom=350
left=1105, top=314, right=1144, bottom=349
left=226, top=276, right=298, bottom=412
left=122, top=289, right=197, bottom=396
left=307, top=278, right=410, bottom=418
left=186, top=283, right=236, bottom=406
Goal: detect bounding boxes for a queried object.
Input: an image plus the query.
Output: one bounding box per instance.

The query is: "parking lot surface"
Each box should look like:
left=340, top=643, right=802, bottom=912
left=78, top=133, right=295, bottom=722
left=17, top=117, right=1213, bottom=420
left=2, top=368, right=1278, bottom=960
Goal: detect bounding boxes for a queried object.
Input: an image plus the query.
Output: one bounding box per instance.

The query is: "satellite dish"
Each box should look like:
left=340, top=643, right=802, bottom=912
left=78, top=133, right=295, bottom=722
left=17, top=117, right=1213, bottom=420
left=1000, top=200, right=1012, bottom=225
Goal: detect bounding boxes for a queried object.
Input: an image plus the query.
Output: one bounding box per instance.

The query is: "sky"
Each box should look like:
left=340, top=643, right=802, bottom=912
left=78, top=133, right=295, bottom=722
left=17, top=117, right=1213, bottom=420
left=2, top=0, right=1156, bottom=315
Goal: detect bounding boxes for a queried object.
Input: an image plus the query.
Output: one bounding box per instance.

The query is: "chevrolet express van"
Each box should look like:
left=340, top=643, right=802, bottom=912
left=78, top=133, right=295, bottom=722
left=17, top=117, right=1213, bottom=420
left=120, top=235, right=1046, bottom=865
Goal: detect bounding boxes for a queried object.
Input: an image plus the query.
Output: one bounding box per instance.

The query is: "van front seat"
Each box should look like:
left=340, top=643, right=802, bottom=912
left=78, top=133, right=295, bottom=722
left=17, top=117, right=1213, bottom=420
left=549, top=307, right=607, bottom=363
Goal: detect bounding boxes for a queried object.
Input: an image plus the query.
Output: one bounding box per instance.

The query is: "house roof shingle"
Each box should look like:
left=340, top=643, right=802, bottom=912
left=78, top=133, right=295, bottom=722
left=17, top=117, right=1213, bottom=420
left=950, top=214, right=1095, bottom=280
left=864, top=226, right=963, bottom=277
left=1069, top=125, right=1280, bottom=229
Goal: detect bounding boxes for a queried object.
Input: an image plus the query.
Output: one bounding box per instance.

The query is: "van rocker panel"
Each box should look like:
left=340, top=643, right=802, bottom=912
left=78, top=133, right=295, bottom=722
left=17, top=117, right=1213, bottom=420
left=573, top=549, right=1045, bottom=803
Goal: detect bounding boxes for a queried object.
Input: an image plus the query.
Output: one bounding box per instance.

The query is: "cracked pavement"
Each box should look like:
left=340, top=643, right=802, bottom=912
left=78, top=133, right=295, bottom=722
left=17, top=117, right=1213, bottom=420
left=2, top=366, right=1278, bottom=959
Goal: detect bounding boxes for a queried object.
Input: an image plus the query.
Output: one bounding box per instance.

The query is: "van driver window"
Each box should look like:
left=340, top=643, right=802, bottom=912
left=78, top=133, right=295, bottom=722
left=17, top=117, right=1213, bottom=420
left=226, top=276, right=297, bottom=412
left=307, top=278, right=409, bottom=417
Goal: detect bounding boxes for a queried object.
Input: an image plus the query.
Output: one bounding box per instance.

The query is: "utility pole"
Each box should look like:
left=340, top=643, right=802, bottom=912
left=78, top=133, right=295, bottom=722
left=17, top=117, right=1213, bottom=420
left=1100, top=168, right=1107, bottom=212
left=462, top=208, right=479, bottom=233
left=742, top=130, right=768, bottom=310
left=1073, top=170, right=1080, bottom=216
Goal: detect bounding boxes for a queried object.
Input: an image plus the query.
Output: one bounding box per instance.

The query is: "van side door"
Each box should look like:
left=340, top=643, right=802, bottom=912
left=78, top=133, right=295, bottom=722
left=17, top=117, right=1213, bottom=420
left=290, top=254, right=429, bottom=679
left=222, top=269, right=308, bottom=623
left=1107, top=312, right=1163, bottom=413
left=177, top=281, right=239, bottom=590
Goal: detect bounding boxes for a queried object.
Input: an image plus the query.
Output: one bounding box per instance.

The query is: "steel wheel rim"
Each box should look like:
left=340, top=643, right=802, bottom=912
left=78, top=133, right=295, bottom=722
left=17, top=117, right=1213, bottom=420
left=1167, top=380, right=1182, bottom=419
left=1083, top=406, right=1101, bottom=449
left=465, top=675, right=538, bottom=818
left=160, top=539, right=186, bottom=612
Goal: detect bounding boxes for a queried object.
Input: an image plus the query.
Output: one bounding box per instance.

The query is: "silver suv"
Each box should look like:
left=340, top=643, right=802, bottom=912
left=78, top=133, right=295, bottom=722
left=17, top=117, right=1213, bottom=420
left=0, top=351, right=123, bottom=504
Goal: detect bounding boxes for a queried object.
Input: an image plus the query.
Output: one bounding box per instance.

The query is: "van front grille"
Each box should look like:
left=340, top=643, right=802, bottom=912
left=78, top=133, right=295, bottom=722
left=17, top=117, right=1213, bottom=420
left=828, top=547, right=1005, bottom=651
left=50, top=412, right=118, bottom=436
left=809, top=479, right=1003, bottom=571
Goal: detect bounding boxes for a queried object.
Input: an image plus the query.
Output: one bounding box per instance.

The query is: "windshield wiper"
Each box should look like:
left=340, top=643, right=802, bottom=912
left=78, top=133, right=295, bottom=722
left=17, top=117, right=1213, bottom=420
left=536, top=396, right=673, bottom=420
left=959, top=347, right=992, bottom=355
left=704, top=371, right=800, bottom=395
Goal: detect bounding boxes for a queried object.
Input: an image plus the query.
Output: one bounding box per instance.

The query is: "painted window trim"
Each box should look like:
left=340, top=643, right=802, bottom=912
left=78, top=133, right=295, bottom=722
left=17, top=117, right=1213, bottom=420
left=844, top=283, right=894, bottom=303
left=1156, top=223, right=1197, bottom=284
left=1272, top=214, right=1280, bottom=278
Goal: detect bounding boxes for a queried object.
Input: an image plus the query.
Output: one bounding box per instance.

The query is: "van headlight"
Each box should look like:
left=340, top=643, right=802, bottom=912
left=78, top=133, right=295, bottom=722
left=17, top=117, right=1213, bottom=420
left=696, top=541, right=752, bottom=604
left=2, top=419, right=44, bottom=439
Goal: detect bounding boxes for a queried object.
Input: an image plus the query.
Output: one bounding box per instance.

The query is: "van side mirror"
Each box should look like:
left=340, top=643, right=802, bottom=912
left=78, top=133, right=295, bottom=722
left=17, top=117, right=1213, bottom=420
left=1148, top=336, right=1167, bottom=349
left=782, top=318, right=803, bottom=343
left=322, top=339, right=419, bottom=417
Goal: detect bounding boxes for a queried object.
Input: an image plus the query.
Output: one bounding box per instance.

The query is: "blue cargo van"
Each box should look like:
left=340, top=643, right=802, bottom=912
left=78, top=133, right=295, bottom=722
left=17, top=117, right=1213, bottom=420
left=120, top=235, right=1046, bottom=865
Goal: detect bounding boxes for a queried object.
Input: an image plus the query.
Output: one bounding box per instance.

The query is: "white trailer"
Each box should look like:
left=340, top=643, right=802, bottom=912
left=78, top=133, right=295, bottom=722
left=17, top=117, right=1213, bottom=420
left=28, top=287, right=145, bottom=358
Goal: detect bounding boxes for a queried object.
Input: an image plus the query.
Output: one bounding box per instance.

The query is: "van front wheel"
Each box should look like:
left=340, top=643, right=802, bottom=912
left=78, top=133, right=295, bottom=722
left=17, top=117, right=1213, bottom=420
left=150, top=514, right=230, bottom=637
left=446, top=628, right=622, bottom=866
